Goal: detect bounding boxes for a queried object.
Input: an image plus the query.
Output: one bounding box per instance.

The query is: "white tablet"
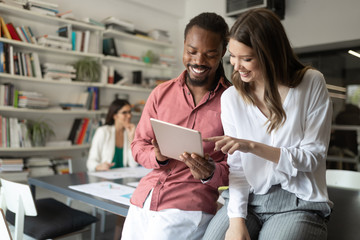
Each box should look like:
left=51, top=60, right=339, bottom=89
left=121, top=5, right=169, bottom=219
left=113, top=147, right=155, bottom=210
left=150, top=118, right=204, bottom=160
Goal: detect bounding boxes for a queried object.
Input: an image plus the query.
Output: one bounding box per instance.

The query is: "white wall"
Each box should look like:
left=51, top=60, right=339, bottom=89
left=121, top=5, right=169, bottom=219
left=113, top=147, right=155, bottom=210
left=183, top=0, right=360, bottom=52
left=46, top=0, right=360, bottom=67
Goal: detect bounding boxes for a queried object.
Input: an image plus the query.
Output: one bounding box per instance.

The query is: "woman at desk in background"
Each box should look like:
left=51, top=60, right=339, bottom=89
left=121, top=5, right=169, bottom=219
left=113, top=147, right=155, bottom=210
left=87, top=98, right=137, bottom=240
left=205, top=8, right=332, bottom=240
left=87, top=98, right=138, bottom=172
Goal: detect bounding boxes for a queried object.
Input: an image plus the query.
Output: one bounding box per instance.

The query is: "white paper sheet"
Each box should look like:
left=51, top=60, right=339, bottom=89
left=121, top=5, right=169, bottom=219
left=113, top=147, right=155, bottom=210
left=88, top=167, right=152, bottom=179
left=69, top=181, right=136, bottom=205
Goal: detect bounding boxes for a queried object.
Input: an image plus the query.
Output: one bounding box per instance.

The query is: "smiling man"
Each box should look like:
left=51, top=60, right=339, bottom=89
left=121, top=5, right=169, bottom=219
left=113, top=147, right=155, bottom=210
left=121, top=12, right=231, bottom=240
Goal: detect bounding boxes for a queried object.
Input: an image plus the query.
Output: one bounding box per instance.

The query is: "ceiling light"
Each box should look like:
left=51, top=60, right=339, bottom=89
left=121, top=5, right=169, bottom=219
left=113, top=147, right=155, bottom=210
left=348, top=50, right=360, bottom=58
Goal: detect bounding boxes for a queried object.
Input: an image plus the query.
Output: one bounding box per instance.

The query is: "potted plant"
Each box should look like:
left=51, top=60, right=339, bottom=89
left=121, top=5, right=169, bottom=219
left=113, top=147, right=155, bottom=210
left=74, top=58, right=101, bottom=82
left=27, top=119, right=55, bottom=147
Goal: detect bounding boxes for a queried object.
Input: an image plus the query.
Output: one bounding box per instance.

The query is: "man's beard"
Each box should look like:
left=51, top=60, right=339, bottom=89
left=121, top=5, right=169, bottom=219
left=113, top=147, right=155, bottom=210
left=186, top=72, right=208, bottom=86
left=186, top=64, right=210, bottom=86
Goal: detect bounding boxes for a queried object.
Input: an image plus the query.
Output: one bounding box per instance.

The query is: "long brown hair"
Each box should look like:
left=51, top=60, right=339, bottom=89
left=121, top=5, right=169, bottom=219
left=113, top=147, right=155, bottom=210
left=230, top=8, right=311, bottom=133
left=105, top=99, right=130, bottom=125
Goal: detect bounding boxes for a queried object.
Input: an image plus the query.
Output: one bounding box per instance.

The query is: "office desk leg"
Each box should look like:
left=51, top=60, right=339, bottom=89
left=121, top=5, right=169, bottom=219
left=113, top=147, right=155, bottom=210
left=91, top=207, right=97, bottom=240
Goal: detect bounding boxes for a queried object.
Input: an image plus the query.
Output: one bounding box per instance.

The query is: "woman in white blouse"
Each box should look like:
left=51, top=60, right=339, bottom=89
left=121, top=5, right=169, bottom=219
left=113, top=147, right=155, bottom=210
left=205, top=8, right=332, bottom=240
left=87, top=98, right=137, bottom=172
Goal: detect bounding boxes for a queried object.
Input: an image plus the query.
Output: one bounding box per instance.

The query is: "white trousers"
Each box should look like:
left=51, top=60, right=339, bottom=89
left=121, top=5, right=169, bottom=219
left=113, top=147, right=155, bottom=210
left=121, top=190, right=213, bottom=240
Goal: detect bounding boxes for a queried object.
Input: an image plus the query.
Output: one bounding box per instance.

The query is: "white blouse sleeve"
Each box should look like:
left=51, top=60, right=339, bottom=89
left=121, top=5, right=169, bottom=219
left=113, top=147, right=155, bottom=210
left=86, top=127, right=105, bottom=172
left=276, top=71, right=332, bottom=175
left=221, top=90, right=251, bottom=219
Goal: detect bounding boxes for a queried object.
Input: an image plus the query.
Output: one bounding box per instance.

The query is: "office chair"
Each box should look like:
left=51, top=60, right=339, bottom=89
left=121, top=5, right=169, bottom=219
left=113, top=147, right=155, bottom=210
left=0, top=178, right=98, bottom=240
left=0, top=208, right=12, bottom=240
left=326, top=169, right=360, bottom=240
left=326, top=169, right=360, bottom=190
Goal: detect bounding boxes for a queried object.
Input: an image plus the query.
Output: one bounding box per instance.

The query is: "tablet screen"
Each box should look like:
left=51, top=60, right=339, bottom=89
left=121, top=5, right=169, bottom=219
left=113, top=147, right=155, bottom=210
left=150, top=118, right=204, bottom=160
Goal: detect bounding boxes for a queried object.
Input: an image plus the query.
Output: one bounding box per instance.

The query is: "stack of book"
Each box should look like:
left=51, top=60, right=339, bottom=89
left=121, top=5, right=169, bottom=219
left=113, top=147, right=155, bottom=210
left=0, top=158, right=24, bottom=172
left=102, top=16, right=135, bottom=33
left=18, top=90, right=49, bottom=109
left=0, top=158, right=28, bottom=182
left=26, top=157, right=55, bottom=177
left=59, top=91, right=91, bottom=109
left=24, top=0, right=59, bottom=16
left=148, top=29, right=171, bottom=43
left=42, top=62, right=76, bottom=81
left=37, top=34, right=72, bottom=50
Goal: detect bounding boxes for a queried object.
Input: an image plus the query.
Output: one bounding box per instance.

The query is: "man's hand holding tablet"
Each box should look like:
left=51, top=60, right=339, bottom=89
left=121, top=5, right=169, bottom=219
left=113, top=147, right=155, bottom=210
left=150, top=118, right=215, bottom=180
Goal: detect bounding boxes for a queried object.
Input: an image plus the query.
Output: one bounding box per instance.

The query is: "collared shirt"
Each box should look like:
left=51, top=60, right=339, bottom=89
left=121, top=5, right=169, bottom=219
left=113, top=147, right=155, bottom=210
left=222, top=69, right=333, bottom=218
left=131, top=70, right=230, bottom=215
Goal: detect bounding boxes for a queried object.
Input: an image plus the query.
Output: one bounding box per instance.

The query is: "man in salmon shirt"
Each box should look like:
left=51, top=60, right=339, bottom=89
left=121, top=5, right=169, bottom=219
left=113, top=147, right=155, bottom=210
left=121, top=12, right=231, bottom=240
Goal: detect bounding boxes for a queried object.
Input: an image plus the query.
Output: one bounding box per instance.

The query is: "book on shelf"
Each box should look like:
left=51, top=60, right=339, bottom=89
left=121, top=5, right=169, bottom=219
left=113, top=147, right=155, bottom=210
left=0, top=82, right=17, bottom=107
left=76, top=118, right=89, bottom=145
left=103, top=38, right=118, bottom=56
left=0, top=116, right=31, bottom=148
left=24, top=26, right=37, bottom=44
left=0, top=42, right=4, bottom=72
left=5, top=22, right=21, bottom=41
left=67, top=118, right=100, bottom=145
left=15, top=26, right=27, bottom=42
left=0, top=16, right=11, bottom=39
left=82, top=30, right=90, bottom=53
left=67, top=118, right=82, bottom=144
left=57, top=24, right=71, bottom=41
left=87, top=86, right=99, bottom=110
left=0, top=44, right=41, bottom=77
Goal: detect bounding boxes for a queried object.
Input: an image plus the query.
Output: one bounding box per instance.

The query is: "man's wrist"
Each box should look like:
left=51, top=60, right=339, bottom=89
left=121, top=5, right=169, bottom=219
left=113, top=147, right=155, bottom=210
left=201, top=170, right=214, bottom=183
left=156, top=158, right=169, bottom=165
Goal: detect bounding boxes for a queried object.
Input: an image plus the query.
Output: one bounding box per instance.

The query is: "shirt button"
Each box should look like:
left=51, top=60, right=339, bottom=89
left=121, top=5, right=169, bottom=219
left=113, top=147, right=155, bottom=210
left=166, top=169, right=171, bottom=174
left=157, top=181, right=161, bottom=185
left=187, top=92, right=190, bottom=95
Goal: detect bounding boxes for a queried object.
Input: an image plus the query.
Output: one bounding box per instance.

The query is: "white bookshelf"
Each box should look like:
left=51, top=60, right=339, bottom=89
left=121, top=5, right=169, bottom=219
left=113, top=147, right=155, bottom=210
left=0, top=2, right=173, bottom=162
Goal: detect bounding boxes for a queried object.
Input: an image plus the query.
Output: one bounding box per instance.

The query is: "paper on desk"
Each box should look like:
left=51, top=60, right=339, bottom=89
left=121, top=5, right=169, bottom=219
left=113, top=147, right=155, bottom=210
left=69, top=181, right=135, bottom=206
left=88, top=167, right=152, bottom=179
